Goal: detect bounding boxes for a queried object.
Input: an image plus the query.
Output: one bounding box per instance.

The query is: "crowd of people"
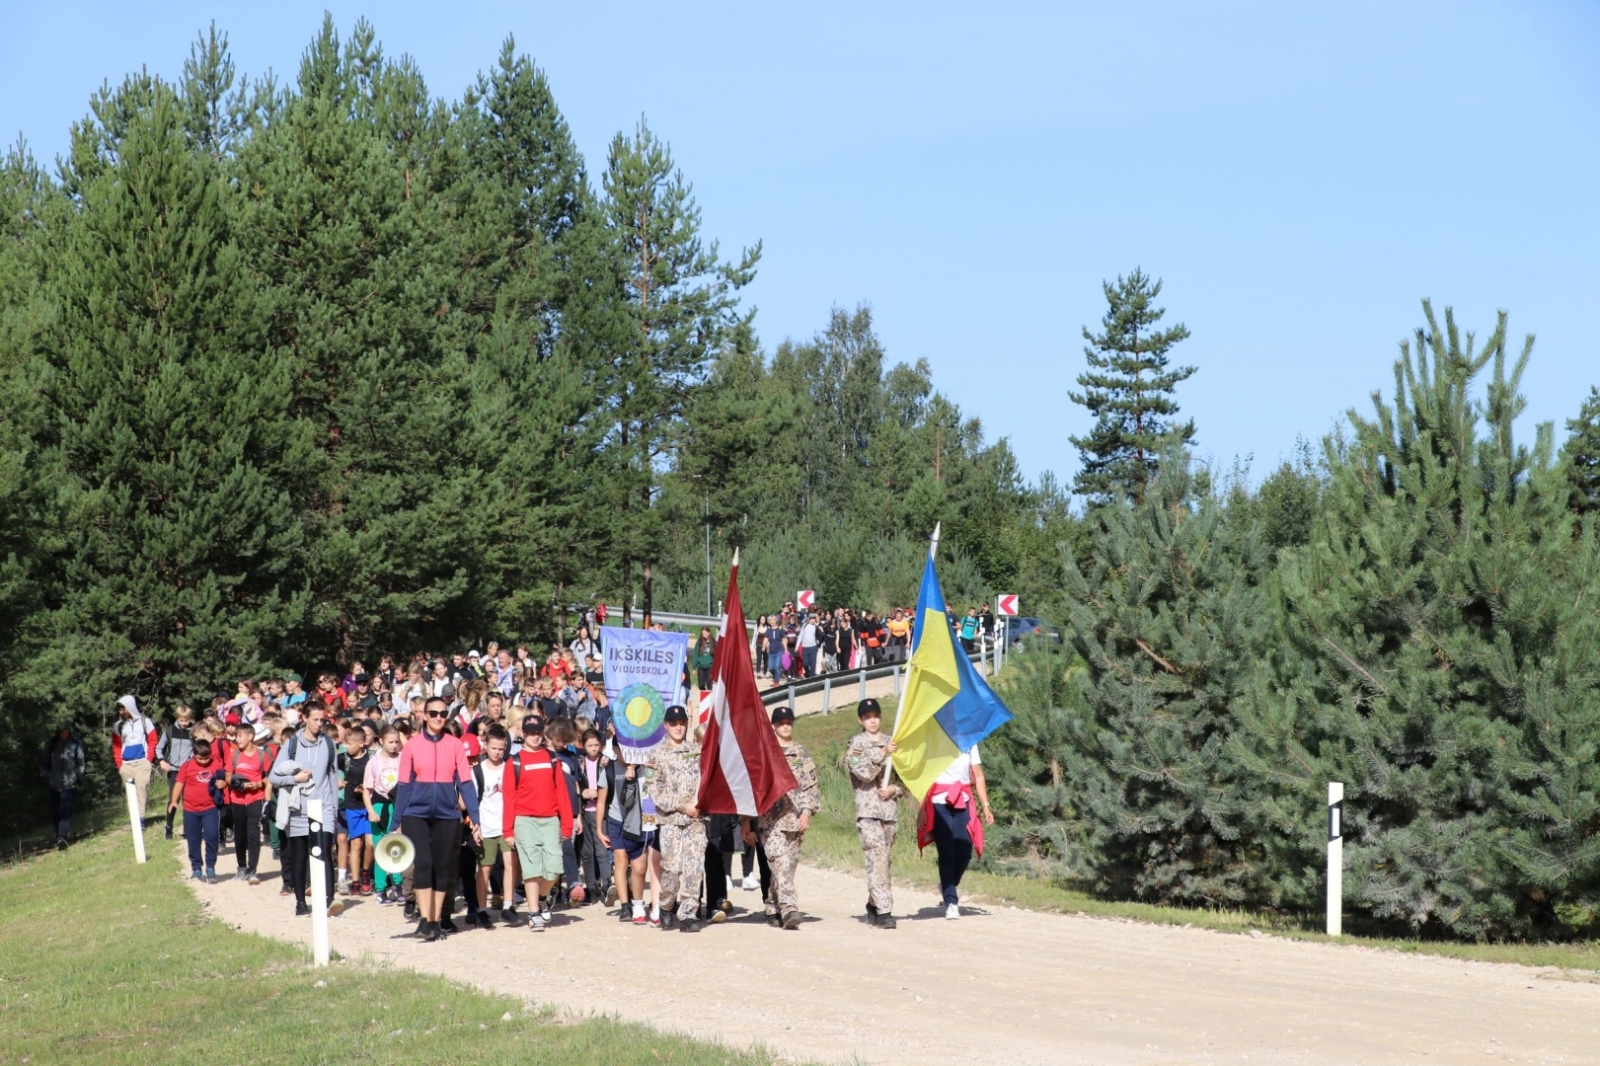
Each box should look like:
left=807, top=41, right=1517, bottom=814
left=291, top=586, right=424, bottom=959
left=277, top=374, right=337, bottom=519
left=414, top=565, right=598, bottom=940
left=753, top=601, right=997, bottom=683
left=72, top=623, right=995, bottom=942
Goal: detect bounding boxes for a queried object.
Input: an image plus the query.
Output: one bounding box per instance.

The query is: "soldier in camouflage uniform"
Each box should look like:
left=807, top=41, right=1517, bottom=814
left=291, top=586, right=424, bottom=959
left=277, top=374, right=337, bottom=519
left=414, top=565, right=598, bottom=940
left=845, top=697, right=903, bottom=929
left=648, top=706, right=706, bottom=932
left=745, top=707, right=820, bottom=931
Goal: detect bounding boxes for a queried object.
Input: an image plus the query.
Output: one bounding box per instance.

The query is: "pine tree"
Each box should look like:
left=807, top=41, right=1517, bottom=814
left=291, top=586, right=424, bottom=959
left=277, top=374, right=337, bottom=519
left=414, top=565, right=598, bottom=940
left=1242, top=303, right=1600, bottom=938
left=598, top=118, right=759, bottom=620
left=20, top=75, right=310, bottom=719
left=1563, top=386, right=1600, bottom=518
left=1070, top=269, right=1195, bottom=504
left=1058, top=448, right=1271, bottom=904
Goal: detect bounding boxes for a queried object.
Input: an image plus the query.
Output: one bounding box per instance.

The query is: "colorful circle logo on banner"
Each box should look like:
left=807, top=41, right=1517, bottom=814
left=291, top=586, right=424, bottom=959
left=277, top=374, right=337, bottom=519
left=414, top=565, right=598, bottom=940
left=615, top=682, right=667, bottom=751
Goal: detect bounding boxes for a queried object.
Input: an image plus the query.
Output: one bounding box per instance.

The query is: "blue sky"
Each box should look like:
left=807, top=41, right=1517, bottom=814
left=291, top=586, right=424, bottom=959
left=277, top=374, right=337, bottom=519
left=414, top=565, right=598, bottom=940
left=5, top=2, right=1597, bottom=486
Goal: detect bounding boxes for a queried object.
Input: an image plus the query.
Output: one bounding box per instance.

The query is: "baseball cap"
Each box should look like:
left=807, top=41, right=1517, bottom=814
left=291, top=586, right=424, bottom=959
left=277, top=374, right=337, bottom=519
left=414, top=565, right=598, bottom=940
left=521, top=714, right=545, bottom=735
left=664, top=705, right=689, bottom=724
left=770, top=707, right=795, bottom=725
left=283, top=671, right=303, bottom=685
left=352, top=673, right=370, bottom=685
left=463, top=733, right=482, bottom=758
left=857, top=698, right=882, bottom=718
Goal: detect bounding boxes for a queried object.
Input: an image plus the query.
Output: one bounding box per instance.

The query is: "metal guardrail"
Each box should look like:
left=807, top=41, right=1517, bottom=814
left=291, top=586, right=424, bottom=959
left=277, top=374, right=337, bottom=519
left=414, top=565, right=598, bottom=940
left=757, top=640, right=997, bottom=715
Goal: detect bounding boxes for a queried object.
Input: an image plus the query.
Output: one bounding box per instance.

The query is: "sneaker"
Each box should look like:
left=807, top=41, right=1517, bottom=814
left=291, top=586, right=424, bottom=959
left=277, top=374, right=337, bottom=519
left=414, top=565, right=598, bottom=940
left=719, top=898, right=733, bottom=915
left=660, top=912, right=677, bottom=931
left=360, top=880, right=373, bottom=896
left=603, top=883, right=618, bottom=906
left=649, top=910, right=661, bottom=928
left=540, top=897, right=554, bottom=923
left=501, top=907, right=518, bottom=925
left=236, top=869, right=250, bottom=883
left=248, top=872, right=261, bottom=886
left=475, top=910, right=494, bottom=931
left=710, top=907, right=727, bottom=925
left=619, top=907, right=634, bottom=924
left=438, top=916, right=458, bottom=935
left=377, top=890, right=393, bottom=906
left=205, top=869, right=217, bottom=884
left=271, top=846, right=280, bottom=861
left=679, top=918, right=700, bottom=933
left=781, top=910, right=802, bottom=931
left=878, top=915, right=898, bottom=930
left=404, top=900, right=419, bottom=921
left=191, top=869, right=203, bottom=880
left=945, top=903, right=960, bottom=920
left=742, top=875, right=758, bottom=891
left=421, top=920, right=439, bottom=943
left=327, top=900, right=345, bottom=918
left=528, top=913, right=547, bottom=933
left=295, top=901, right=311, bottom=917
left=631, top=902, right=647, bottom=926
left=415, top=918, right=430, bottom=937
left=56, top=836, right=69, bottom=851
left=164, top=826, right=173, bottom=841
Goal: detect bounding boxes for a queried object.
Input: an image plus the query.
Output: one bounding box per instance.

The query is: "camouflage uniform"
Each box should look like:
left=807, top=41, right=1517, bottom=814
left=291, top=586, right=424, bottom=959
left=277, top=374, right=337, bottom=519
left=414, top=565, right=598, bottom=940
left=648, top=738, right=706, bottom=921
left=845, top=731, right=903, bottom=915
left=757, top=739, right=820, bottom=921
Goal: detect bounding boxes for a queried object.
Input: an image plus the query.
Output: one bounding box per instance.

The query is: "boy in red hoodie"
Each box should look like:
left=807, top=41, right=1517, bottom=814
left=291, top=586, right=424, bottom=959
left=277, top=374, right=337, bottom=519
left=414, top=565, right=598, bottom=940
left=503, top=716, right=573, bottom=933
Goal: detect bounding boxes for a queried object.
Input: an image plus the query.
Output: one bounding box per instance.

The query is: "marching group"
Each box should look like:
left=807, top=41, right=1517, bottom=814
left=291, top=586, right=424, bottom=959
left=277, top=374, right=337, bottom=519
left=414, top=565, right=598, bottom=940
left=753, top=601, right=997, bottom=683
left=58, top=622, right=994, bottom=942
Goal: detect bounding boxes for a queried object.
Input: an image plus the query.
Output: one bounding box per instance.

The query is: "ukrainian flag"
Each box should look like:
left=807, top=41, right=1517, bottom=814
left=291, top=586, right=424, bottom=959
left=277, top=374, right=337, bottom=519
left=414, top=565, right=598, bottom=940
left=890, top=552, right=1013, bottom=801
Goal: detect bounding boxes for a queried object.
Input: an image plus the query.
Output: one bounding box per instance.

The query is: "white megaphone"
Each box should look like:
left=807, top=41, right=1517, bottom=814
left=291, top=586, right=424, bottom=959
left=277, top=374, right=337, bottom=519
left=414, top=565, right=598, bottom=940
left=375, top=833, right=415, bottom=876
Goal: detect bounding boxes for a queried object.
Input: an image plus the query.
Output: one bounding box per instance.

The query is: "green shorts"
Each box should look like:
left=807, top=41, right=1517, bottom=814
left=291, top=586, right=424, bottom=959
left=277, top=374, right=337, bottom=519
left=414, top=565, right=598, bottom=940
left=478, top=834, right=508, bottom=867
left=513, top=816, right=562, bottom=881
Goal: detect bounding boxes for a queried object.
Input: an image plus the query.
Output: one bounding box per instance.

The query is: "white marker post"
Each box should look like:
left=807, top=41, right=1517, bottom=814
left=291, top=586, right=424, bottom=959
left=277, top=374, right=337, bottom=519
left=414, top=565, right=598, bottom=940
left=1326, top=782, right=1343, bottom=937
left=125, top=780, right=147, bottom=864
left=307, top=798, right=331, bottom=967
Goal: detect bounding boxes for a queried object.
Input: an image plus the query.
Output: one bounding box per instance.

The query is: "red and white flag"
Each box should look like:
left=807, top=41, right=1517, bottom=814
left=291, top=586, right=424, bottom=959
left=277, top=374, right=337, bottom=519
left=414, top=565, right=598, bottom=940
left=698, top=553, right=797, bottom=815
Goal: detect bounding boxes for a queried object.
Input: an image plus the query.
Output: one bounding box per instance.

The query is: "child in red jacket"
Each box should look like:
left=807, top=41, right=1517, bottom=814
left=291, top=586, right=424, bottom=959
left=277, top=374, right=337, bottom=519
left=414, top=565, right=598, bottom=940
left=502, top=716, right=573, bottom=932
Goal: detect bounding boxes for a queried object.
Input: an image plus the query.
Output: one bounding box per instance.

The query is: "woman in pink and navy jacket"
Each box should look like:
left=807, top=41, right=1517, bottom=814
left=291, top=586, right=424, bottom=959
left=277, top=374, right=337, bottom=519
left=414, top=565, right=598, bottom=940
left=395, top=696, right=481, bottom=941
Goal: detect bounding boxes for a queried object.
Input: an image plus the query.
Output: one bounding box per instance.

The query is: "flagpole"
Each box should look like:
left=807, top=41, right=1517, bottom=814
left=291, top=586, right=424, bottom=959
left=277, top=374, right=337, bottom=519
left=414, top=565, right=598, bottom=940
left=883, top=524, right=938, bottom=787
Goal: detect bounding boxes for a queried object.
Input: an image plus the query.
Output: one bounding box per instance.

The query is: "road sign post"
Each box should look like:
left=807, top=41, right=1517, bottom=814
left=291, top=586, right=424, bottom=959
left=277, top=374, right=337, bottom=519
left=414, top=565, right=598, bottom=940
left=796, top=589, right=815, bottom=611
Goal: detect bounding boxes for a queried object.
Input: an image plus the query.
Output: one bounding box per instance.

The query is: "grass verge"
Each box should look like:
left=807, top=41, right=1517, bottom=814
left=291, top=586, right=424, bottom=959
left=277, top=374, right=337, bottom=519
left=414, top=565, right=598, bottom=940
left=795, top=703, right=1600, bottom=973
left=0, top=820, right=803, bottom=1065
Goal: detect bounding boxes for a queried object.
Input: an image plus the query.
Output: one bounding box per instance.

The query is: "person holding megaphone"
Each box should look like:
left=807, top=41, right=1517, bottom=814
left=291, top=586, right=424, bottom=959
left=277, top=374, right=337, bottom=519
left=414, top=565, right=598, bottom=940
left=364, top=725, right=404, bottom=904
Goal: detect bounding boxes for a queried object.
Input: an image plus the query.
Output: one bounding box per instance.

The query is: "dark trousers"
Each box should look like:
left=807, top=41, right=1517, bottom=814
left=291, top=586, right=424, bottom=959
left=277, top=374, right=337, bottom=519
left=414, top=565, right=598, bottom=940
left=801, top=646, right=817, bottom=676
left=450, top=835, right=479, bottom=915
left=741, top=845, right=755, bottom=878
left=47, top=788, right=76, bottom=840
left=578, top=809, right=608, bottom=891
left=183, top=808, right=220, bottom=872
left=164, top=771, right=179, bottom=833
left=284, top=830, right=336, bottom=906
left=931, top=801, right=974, bottom=905
left=704, top=839, right=728, bottom=908
left=231, top=800, right=263, bottom=874
left=753, top=839, right=771, bottom=900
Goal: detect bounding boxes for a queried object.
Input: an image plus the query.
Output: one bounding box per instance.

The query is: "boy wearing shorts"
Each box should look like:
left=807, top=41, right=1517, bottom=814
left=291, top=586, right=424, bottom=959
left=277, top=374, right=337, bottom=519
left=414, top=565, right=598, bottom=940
left=503, top=716, right=573, bottom=932
left=474, top=725, right=519, bottom=928
left=341, top=725, right=372, bottom=894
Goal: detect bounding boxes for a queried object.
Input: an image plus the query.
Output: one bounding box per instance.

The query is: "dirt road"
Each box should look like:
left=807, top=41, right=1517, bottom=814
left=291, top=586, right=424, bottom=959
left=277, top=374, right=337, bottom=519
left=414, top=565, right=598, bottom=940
left=186, top=847, right=1600, bottom=1065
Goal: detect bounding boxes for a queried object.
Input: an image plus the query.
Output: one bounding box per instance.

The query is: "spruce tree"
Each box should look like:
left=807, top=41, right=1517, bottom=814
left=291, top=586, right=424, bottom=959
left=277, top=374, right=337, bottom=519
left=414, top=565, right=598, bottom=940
left=1070, top=269, right=1195, bottom=504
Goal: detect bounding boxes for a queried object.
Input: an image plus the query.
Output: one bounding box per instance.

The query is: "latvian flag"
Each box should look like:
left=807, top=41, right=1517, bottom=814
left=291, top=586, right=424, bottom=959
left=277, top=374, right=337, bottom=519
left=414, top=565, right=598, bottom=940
left=698, top=552, right=798, bottom=815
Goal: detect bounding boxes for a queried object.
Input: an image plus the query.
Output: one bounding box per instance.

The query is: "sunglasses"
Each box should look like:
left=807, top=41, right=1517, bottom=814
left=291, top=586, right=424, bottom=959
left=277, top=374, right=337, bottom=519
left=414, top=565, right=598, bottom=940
left=426, top=710, right=447, bottom=719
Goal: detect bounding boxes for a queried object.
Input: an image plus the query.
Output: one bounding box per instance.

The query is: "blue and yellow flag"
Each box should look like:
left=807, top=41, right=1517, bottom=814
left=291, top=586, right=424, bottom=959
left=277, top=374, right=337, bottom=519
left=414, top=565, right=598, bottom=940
left=890, top=554, right=1013, bottom=801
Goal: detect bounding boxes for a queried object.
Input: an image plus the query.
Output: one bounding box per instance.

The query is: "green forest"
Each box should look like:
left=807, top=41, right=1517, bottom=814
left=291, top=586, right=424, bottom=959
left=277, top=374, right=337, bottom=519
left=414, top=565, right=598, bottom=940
left=4, top=20, right=1599, bottom=942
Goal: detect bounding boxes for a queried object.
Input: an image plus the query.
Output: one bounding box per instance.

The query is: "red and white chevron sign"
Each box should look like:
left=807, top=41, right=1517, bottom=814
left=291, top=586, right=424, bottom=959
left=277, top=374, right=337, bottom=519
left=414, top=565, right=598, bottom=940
left=796, top=589, right=815, bottom=610
left=996, top=594, right=1019, bottom=616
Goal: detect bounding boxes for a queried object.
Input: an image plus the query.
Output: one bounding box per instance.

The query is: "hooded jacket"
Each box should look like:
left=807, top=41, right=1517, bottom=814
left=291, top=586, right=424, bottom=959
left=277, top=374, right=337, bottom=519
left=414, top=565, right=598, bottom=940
left=111, top=695, right=158, bottom=767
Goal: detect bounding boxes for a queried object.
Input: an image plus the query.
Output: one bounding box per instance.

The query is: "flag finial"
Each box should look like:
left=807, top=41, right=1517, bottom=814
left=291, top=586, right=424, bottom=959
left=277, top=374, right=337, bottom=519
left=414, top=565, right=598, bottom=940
left=929, top=522, right=941, bottom=560
left=731, top=546, right=740, bottom=568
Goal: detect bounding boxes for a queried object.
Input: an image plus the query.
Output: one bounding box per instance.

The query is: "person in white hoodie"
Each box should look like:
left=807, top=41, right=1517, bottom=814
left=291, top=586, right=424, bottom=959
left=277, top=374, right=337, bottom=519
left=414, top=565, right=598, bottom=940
left=111, top=695, right=158, bottom=820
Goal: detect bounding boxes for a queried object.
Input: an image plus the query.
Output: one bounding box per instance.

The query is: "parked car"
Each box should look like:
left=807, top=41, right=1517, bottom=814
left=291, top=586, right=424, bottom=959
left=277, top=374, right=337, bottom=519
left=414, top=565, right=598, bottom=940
left=1002, top=616, right=1061, bottom=648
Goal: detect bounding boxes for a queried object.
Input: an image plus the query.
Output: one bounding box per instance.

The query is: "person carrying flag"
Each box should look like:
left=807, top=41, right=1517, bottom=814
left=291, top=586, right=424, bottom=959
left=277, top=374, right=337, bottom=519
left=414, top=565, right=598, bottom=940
left=744, top=707, right=819, bottom=930
left=891, top=524, right=1013, bottom=921
left=845, top=697, right=904, bottom=928
left=648, top=705, right=706, bottom=932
